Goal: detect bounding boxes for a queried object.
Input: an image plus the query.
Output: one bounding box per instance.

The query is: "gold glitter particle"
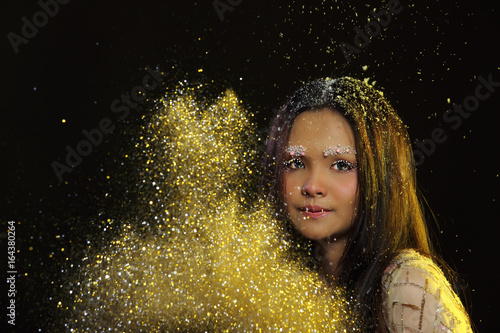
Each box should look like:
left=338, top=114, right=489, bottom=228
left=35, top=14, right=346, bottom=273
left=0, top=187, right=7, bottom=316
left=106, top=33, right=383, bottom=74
left=67, top=86, right=355, bottom=331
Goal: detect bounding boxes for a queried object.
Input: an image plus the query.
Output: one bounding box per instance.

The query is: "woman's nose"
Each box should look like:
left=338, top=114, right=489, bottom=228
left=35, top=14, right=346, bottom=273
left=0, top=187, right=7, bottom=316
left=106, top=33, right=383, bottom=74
left=301, top=172, right=327, bottom=197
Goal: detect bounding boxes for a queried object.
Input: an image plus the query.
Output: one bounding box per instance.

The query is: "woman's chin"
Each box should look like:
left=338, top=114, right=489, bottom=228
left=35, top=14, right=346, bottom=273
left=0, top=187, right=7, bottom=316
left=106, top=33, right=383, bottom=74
left=295, top=227, right=330, bottom=241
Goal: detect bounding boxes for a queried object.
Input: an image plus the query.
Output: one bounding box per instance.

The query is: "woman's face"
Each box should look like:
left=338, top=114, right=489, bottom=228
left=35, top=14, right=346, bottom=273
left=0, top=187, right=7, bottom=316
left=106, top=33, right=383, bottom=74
left=283, top=108, right=358, bottom=241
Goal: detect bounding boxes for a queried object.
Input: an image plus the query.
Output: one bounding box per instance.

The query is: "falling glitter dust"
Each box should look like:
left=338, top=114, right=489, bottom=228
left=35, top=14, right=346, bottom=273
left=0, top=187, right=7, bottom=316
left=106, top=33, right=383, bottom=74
left=62, top=85, right=358, bottom=331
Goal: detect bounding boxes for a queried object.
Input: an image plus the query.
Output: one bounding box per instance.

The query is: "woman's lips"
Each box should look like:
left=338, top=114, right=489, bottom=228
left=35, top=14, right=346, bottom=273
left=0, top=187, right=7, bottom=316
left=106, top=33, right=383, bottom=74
left=300, top=205, right=332, bottom=219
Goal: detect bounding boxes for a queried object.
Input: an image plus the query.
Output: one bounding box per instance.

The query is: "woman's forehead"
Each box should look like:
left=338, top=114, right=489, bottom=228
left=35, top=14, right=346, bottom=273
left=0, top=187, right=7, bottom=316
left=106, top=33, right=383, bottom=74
left=287, top=109, right=355, bottom=148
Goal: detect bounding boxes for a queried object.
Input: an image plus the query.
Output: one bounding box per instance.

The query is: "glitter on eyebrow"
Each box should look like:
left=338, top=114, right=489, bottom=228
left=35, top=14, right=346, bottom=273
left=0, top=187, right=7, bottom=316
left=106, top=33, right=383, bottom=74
left=323, top=144, right=357, bottom=157
left=285, top=145, right=306, bottom=156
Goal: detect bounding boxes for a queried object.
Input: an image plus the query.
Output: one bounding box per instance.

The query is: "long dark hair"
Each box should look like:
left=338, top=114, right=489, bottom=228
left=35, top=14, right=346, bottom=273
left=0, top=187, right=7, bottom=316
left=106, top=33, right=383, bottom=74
left=263, top=77, right=435, bottom=330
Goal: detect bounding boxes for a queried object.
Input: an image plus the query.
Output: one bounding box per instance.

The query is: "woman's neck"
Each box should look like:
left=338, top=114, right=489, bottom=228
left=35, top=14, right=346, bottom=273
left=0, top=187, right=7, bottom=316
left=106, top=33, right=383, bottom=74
left=315, top=236, right=348, bottom=280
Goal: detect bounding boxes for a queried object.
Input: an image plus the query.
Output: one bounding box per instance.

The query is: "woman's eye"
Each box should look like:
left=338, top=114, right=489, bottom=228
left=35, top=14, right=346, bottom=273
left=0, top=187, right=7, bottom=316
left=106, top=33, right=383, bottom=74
left=331, top=160, right=355, bottom=171
left=284, top=158, right=305, bottom=169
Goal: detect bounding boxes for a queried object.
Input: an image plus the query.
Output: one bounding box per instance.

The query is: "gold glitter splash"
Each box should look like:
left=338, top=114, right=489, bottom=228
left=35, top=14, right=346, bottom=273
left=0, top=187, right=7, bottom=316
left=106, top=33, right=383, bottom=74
left=67, top=86, right=355, bottom=331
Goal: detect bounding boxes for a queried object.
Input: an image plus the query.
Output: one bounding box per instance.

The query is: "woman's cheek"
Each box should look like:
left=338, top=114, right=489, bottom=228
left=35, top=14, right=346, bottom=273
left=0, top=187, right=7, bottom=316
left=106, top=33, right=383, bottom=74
left=332, top=174, right=358, bottom=201
left=283, top=174, right=299, bottom=196
left=282, top=175, right=294, bottom=202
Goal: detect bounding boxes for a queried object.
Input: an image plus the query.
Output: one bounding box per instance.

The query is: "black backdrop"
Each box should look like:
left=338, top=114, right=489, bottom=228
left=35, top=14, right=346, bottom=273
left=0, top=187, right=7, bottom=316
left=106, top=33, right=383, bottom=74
left=1, top=0, right=498, bottom=331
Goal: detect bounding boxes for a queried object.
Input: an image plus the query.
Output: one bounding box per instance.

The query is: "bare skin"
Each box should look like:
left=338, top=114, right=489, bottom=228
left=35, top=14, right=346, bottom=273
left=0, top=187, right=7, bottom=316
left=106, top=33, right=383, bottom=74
left=283, top=108, right=359, bottom=278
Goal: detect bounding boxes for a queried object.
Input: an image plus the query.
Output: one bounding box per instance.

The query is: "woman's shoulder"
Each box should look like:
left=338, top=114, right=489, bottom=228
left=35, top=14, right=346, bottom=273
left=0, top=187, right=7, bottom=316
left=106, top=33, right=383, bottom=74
left=381, top=248, right=472, bottom=332
left=382, top=248, right=439, bottom=280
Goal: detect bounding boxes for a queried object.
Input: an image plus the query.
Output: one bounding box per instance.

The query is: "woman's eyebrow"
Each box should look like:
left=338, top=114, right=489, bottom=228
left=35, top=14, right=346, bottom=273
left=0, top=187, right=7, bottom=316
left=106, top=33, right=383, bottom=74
left=323, top=144, right=356, bottom=157
left=285, top=145, right=307, bottom=157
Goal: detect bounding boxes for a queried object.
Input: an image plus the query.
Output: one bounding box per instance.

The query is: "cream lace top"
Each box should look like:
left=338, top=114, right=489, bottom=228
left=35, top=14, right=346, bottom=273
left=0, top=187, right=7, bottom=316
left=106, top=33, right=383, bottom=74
left=381, top=249, right=472, bottom=332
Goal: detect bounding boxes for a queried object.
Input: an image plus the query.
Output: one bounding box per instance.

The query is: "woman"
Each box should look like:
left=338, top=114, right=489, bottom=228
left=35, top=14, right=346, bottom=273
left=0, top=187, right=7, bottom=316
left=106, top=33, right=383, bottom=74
left=263, top=77, right=472, bottom=332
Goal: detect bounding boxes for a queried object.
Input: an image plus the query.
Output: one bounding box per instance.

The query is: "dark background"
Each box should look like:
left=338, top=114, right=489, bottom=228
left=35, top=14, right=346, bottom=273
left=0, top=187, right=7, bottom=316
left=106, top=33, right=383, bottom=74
left=1, top=0, right=498, bottom=331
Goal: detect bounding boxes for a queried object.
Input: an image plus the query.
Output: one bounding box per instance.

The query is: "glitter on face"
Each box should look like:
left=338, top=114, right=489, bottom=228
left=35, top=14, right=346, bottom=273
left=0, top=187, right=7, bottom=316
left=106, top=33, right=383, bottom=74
left=285, top=145, right=306, bottom=156
left=65, top=85, right=358, bottom=331
left=323, top=144, right=357, bottom=157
